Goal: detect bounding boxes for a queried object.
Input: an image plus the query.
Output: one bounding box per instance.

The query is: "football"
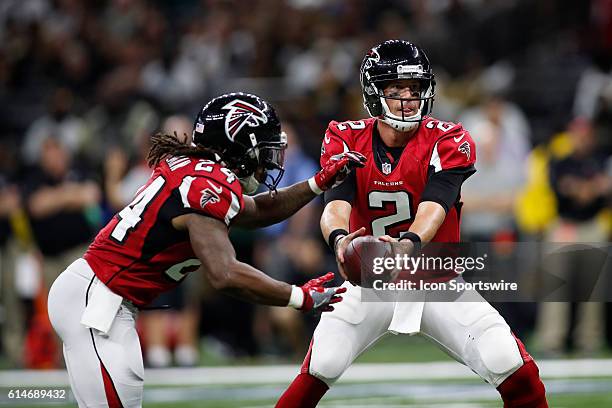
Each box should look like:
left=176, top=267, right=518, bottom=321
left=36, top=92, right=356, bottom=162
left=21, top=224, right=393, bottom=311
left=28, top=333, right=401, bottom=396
left=342, top=235, right=392, bottom=286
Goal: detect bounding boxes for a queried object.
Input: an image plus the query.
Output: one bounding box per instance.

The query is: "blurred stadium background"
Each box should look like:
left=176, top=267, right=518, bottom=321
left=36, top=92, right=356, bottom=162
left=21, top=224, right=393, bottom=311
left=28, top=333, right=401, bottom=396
left=0, top=0, right=611, bottom=406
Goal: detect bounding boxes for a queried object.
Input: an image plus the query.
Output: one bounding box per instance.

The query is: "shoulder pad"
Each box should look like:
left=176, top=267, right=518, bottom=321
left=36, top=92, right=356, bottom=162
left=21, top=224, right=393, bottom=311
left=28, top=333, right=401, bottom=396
left=427, top=123, right=476, bottom=172
left=177, top=173, right=242, bottom=226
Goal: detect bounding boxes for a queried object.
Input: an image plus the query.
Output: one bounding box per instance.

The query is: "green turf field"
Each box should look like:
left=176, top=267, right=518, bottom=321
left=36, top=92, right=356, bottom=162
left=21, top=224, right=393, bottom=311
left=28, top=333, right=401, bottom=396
left=3, top=336, right=612, bottom=407
left=9, top=382, right=612, bottom=407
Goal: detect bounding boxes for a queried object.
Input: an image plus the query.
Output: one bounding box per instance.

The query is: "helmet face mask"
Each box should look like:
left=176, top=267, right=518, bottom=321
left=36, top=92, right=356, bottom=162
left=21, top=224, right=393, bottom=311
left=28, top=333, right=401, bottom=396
left=361, top=40, right=436, bottom=132
left=192, top=93, right=287, bottom=194
left=235, top=135, right=287, bottom=194
left=258, top=139, right=286, bottom=191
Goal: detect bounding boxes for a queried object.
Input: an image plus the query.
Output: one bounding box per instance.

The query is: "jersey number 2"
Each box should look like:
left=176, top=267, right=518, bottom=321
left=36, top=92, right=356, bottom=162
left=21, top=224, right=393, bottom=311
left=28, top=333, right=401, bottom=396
left=368, top=191, right=412, bottom=237
left=110, top=176, right=166, bottom=243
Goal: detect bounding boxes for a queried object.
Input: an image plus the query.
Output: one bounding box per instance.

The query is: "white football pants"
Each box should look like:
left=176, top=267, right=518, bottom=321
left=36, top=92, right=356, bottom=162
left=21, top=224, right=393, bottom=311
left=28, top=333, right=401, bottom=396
left=304, top=281, right=526, bottom=387
left=48, top=259, right=144, bottom=407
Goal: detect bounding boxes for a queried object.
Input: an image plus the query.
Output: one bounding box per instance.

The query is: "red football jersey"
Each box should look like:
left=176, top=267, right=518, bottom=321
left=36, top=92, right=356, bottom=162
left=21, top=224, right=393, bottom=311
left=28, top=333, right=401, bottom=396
left=320, top=116, right=476, bottom=242
left=84, top=156, right=243, bottom=307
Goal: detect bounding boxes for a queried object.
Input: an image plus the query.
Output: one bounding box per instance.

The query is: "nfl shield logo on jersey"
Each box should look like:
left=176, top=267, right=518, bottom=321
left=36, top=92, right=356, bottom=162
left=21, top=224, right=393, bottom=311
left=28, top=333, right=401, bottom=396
left=382, top=162, right=392, bottom=175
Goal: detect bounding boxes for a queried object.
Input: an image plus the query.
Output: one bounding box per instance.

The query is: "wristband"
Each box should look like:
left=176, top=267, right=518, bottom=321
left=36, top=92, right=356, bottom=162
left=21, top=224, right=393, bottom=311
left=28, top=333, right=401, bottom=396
left=398, top=231, right=422, bottom=250
left=288, top=285, right=305, bottom=309
left=328, top=228, right=349, bottom=252
left=308, top=176, right=324, bottom=195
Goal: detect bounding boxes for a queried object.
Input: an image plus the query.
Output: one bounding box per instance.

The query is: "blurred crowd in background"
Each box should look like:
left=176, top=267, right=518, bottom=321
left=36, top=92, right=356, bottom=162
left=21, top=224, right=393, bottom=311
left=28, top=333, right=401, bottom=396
left=0, top=0, right=611, bottom=369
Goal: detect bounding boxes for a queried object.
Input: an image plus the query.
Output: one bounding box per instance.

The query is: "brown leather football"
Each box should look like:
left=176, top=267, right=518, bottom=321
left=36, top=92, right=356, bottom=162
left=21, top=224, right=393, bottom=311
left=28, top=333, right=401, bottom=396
left=342, top=235, right=391, bottom=286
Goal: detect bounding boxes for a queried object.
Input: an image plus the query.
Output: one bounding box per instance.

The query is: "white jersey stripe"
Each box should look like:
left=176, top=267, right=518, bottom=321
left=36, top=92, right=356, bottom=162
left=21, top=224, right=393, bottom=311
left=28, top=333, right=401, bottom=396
left=224, top=192, right=241, bottom=225
left=430, top=142, right=442, bottom=173
left=178, top=176, right=196, bottom=208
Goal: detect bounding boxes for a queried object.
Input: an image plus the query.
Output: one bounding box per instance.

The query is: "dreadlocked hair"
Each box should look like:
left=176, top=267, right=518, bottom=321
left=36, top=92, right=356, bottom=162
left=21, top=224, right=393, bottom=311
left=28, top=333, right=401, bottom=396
left=147, top=132, right=219, bottom=167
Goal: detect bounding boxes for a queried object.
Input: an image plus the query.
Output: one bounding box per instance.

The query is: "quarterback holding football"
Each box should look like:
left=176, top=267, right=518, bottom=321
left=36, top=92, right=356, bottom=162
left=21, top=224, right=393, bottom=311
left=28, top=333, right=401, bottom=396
left=277, top=40, right=548, bottom=407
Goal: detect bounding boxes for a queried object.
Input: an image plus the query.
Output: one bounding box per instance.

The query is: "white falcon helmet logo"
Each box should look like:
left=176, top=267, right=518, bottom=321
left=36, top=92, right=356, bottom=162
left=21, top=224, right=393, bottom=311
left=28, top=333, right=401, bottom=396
left=222, top=99, right=268, bottom=142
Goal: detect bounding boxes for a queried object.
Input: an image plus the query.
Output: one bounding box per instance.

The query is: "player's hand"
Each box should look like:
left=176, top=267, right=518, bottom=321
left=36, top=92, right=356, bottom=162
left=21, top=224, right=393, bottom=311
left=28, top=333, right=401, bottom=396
left=335, top=227, right=366, bottom=280
left=377, top=235, right=420, bottom=283
left=378, top=234, right=416, bottom=257
left=309, top=151, right=366, bottom=194
left=299, top=272, right=347, bottom=312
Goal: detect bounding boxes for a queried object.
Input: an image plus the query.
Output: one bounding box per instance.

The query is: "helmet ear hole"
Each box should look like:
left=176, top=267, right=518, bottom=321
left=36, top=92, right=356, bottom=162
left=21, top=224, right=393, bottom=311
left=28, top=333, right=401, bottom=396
left=371, top=100, right=383, bottom=116
left=363, top=96, right=383, bottom=117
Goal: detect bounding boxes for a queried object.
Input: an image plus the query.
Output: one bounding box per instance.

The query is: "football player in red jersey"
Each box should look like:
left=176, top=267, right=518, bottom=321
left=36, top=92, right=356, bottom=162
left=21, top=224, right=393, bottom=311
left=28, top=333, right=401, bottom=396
left=47, top=92, right=366, bottom=408
left=277, top=41, right=548, bottom=407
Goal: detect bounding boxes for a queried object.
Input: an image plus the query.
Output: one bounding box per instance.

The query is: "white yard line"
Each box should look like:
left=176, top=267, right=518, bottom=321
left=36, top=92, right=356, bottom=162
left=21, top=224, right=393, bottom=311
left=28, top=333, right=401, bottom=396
left=1, top=359, right=612, bottom=387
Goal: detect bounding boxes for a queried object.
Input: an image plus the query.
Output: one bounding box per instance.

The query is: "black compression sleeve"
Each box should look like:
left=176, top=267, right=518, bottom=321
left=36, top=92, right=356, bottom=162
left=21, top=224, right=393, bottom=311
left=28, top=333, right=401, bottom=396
left=421, top=166, right=476, bottom=213
left=324, top=170, right=356, bottom=204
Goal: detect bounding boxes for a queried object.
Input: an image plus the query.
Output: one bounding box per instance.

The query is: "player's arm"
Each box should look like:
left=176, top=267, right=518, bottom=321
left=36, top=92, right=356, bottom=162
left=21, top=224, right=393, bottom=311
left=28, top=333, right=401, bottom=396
left=384, top=166, right=475, bottom=248
left=234, top=181, right=315, bottom=229
left=402, top=201, right=446, bottom=243
left=234, top=151, right=366, bottom=229
left=316, top=126, right=368, bottom=278
left=320, top=200, right=351, bottom=244
left=174, top=213, right=345, bottom=311
left=184, top=213, right=290, bottom=305
left=320, top=172, right=366, bottom=279
left=385, top=127, right=477, bottom=246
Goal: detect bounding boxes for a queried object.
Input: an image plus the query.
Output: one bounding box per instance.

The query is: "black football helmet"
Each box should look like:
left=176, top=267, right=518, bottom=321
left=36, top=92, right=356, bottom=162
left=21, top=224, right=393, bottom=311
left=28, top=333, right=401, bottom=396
left=192, top=92, right=286, bottom=194
left=360, top=40, right=435, bottom=131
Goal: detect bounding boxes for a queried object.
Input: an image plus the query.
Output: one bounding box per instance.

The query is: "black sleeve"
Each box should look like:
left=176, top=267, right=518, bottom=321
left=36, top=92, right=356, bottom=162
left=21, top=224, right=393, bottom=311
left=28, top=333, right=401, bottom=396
left=420, top=166, right=476, bottom=213
left=324, top=170, right=356, bottom=205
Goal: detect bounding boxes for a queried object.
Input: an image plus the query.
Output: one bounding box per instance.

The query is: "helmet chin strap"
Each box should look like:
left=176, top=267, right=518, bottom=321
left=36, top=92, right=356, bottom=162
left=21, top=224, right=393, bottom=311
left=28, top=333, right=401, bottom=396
left=379, top=98, right=422, bottom=132
left=239, top=174, right=260, bottom=195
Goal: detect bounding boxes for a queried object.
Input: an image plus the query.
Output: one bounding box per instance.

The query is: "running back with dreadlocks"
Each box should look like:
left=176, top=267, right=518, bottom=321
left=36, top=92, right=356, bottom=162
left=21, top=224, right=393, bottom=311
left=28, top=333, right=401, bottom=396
left=147, top=132, right=217, bottom=167
left=48, top=90, right=364, bottom=408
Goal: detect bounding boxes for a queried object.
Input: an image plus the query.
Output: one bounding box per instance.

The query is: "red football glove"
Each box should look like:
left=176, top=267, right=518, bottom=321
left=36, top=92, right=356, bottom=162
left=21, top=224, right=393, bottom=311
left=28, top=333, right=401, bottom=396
left=309, top=151, right=366, bottom=194
left=299, top=272, right=347, bottom=312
